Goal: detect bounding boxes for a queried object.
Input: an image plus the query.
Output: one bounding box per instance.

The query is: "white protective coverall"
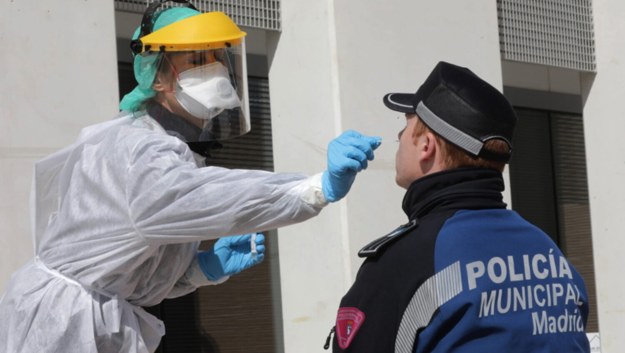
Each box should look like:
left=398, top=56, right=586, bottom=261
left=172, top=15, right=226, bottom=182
left=0, top=112, right=327, bottom=353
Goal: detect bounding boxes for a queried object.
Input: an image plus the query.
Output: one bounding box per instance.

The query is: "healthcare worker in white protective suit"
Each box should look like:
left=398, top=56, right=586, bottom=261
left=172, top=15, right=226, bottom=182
left=0, top=2, right=381, bottom=352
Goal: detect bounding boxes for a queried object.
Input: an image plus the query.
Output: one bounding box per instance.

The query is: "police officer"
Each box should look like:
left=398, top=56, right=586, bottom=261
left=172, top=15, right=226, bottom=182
left=326, top=61, right=590, bottom=353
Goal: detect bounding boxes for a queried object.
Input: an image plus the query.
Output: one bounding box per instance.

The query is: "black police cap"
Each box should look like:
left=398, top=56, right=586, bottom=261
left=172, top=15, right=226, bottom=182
left=383, top=61, right=517, bottom=162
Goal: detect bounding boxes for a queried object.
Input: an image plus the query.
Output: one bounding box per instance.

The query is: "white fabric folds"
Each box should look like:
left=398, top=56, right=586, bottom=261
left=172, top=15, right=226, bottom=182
left=0, top=112, right=327, bottom=353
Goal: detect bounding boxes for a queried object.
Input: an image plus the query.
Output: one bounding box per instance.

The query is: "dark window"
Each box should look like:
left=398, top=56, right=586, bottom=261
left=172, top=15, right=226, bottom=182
left=509, top=106, right=598, bottom=332
left=117, top=61, right=135, bottom=101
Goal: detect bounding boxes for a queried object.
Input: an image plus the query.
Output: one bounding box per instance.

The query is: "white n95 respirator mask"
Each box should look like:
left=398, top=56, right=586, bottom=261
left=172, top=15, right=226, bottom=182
left=175, top=62, right=242, bottom=120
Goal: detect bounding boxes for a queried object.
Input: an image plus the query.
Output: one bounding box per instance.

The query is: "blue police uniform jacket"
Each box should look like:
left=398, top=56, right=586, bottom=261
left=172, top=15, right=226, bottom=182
left=329, top=167, right=590, bottom=353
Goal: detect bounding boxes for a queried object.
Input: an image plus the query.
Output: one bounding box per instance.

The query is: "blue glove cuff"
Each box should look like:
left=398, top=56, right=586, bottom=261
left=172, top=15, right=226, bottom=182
left=322, top=170, right=355, bottom=202
left=197, top=251, right=226, bottom=282
left=186, top=254, right=229, bottom=287
left=321, top=170, right=337, bottom=202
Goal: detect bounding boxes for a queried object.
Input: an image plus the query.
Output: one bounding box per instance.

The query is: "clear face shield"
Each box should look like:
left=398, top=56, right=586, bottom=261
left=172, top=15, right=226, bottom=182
left=130, top=7, right=251, bottom=151
left=149, top=42, right=250, bottom=143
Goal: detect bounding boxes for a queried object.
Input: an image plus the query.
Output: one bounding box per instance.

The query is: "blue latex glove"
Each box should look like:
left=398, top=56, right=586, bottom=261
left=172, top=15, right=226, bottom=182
left=198, top=233, right=266, bottom=282
left=322, top=130, right=382, bottom=202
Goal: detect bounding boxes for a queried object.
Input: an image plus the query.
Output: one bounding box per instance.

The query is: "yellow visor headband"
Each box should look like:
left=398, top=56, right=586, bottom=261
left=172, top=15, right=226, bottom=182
left=132, top=11, right=246, bottom=54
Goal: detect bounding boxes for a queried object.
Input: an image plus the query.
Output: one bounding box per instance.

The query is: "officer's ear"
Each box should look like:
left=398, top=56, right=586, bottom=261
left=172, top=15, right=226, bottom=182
left=411, top=117, right=436, bottom=157
left=417, top=131, right=438, bottom=160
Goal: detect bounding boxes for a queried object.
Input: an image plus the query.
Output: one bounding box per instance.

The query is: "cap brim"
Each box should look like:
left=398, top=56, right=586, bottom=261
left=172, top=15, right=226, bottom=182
left=383, top=93, right=416, bottom=113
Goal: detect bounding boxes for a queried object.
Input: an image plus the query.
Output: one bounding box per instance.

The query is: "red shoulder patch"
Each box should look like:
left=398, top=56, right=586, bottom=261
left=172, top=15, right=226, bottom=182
left=335, top=307, right=366, bottom=349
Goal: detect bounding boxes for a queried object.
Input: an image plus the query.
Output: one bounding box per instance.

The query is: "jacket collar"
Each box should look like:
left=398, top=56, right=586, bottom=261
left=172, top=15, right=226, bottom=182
left=402, top=167, right=507, bottom=220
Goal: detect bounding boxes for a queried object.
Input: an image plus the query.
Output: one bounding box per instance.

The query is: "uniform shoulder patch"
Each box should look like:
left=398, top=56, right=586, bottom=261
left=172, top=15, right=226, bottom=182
left=358, top=219, right=418, bottom=258
left=336, top=307, right=366, bottom=349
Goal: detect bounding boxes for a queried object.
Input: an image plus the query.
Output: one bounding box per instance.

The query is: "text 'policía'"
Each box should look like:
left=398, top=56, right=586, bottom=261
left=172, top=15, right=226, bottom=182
left=462, top=249, right=585, bottom=335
